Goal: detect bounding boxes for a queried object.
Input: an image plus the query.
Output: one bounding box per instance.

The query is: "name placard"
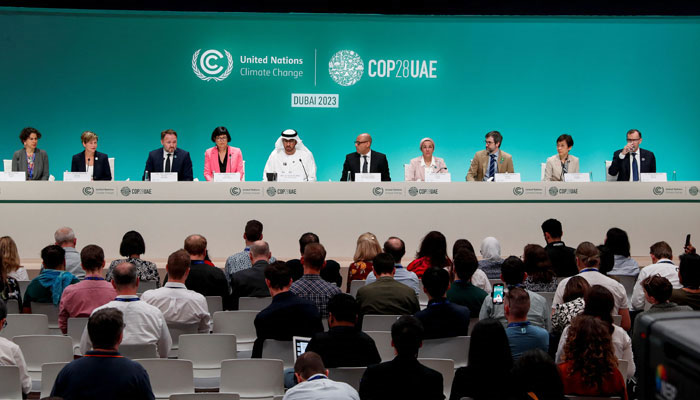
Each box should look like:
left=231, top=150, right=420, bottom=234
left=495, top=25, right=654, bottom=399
left=0, top=172, right=26, bottom=181
left=564, top=173, right=590, bottom=182
left=278, top=173, right=305, bottom=182
left=63, top=172, right=91, bottom=182
left=426, top=172, right=451, bottom=182
left=213, top=173, right=241, bottom=182
left=354, top=173, right=381, bottom=182
left=150, top=172, right=178, bottom=182
left=494, top=173, right=521, bottom=182
left=641, top=173, right=667, bottom=182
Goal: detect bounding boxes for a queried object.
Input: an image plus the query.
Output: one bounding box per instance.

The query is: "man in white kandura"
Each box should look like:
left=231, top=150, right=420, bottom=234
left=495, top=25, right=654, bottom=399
left=263, top=129, right=317, bottom=181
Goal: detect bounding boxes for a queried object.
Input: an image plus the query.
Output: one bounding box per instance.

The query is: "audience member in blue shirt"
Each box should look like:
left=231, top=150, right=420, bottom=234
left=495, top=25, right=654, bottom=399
left=504, top=287, right=549, bottom=360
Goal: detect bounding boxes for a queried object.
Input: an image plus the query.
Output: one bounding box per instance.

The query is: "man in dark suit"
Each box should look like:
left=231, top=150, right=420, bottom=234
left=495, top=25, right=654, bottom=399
left=541, top=218, right=578, bottom=277
left=340, top=133, right=391, bottom=181
left=252, top=262, right=323, bottom=358
left=143, top=129, right=193, bottom=181
left=230, top=240, right=272, bottom=310
left=359, top=315, right=444, bottom=400
left=415, top=267, right=471, bottom=339
left=608, top=128, right=656, bottom=181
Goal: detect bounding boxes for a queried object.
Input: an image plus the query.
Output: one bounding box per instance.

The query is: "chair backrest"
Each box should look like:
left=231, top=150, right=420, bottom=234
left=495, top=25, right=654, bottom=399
left=17, top=280, right=31, bottom=297
left=1, top=314, right=49, bottom=339
left=468, top=318, right=479, bottom=335
left=364, top=331, right=394, bottom=362
left=418, top=336, right=470, bottom=368
left=612, top=315, right=622, bottom=326
left=261, top=339, right=294, bottom=369
left=170, top=394, right=241, bottom=400
left=605, top=160, right=616, bottom=181
left=418, top=282, right=428, bottom=309
left=108, top=157, right=115, bottom=180
left=0, top=365, right=22, bottom=399
left=349, top=280, right=365, bottom=298
left=137, top=280, right=158, bottom=294
left=327, top=367, right=366, bottom=391
left=610, top=275, right=636, bottom=299
left=5, top=299, right=19, bottom=314
left=13, top=335, right=73, bottom=380
left=488, top=278, right=503, bottom=287
left=167, top=322, right=199, bottom=357
left=120, top=343, right=159, bottom=359
left=617, top=358, right=629, bottom=381
left=403, top=164, right=410, bottom=181
left=220, top=359, right=284, bottom=398
left=238, top=297, right=272, bottom=311
left=540, top=162, right=546, bottom=181
left=137, top=359, right=194, bottom=400
left=539, top=292, right=555, bottom=311
left=30, top=302, right=59, bottom=329
left=361, top=314, right=401, bottom=332
left=40, top=362, right=69, bottom=398
left=67, top=317, right=89, bottom=352
left=206, top=296, right=223, bottom=314
left=179, top=334, right=237, bottom=378
left=212, top=311, right=257, bottom=351
left=418, top=358, right=455, bottom=399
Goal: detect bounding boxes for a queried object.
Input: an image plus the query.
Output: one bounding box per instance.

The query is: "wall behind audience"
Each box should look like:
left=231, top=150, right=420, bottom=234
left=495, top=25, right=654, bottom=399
left=1, top=9, right=700, bottom=181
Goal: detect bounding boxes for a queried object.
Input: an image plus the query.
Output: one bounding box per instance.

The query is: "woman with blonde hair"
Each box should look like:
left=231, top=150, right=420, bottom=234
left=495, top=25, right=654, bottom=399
left=0, top=255, right=23, bottom=309
left=0, top=236, right=28, bottom=281
left=346, top=232, right=382, bottom=291
left=70, top=130, right=112, bottom=180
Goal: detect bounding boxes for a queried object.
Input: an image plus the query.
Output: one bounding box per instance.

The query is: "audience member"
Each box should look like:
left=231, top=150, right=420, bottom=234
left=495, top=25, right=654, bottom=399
left=80, top=262, right=172, bottom=358
left=286, top=232, right=342, bottom=285
left=359, top=316, right=444, bottom=400
left=290, top=243, right=342, bottom=318
left=551, top=276, right=589, bottom=334
left=230, top=240, right=272, bottom=309
left=346, top=232, right=382, bottom=292
left=605, top=227, right=639, bottom=277
left=407, top=231, right=453, bottom=279
left=0, top=254, right=22, bottom=310
left=54, top=226, right=83, bottom=279
left=632, top=275, right=692, bottom=340
left=415, top=267, right=470, bottom=339
left=512, top=349, right=565, bottom=400
left=225, top=220, right=275, bottom=282
left=0, top=236, right=28, bottom=281
left=253, top=262, right=323, bottom=358
left=478, top=236, right=504, bottom=279
left=23, top=245, right=79, bottom=313
left=479, top=256, right=550, bottom=330
left=447, top=249, right=488, bottom=315
left=366, top=236, right=419, bottom=295
left=356, top=253, right=419, bottom=319
left=105, top=230, right=160, bottom=287
left=631, top=241, right=681, bottom=311
left=541, top=218, right=578, bottom=277
left=551, top=242, right=631, bottom=331
left=176, top=234, right=230, bottom=309
left=669, top=253, right=700, bottom=310
left=141, top=249, right=211, bottom=333
left=450, top=319, right=514, bottom=400
left=0, top=299, right=32, bottom=396
left=59, top=244, right=117, bottom=334
left=283, top=351, right=360, bottom=400
left=452, top=239, right=491, bottom=293
left=306, top=293, right=381, bottom=368
left=52, top=308, right=155, bottom=400
left=522, top=244, right=557, bottom=292
left=597, top=244, right=615, bottom=276
left=504, top=287, right=549, bottom=360
left=558, top=315, right=628, bottom=400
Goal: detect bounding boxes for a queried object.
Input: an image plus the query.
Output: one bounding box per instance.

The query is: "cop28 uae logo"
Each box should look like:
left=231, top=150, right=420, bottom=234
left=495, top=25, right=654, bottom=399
left=192, top=49, right=233, bottom=82
left=329, top=50, right=364, bottom=86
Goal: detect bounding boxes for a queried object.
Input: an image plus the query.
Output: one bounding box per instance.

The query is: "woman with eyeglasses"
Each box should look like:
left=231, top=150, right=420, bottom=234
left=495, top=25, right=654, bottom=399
left=204, top=126, right=244, bottom=181
left=544, top=134, right=579, bottom=181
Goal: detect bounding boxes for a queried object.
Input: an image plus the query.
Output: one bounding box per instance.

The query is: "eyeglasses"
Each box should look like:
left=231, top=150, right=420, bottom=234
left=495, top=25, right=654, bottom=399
left=354, top=140, right=369, bottom=145
left=626, top=138, right=641, bottom=143
left=215, top=135, right=228, bottom=141
left=485, top=140, right=496, bottom=145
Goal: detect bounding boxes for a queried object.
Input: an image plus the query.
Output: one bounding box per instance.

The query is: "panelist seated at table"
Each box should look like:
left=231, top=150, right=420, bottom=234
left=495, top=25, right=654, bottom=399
left=466, top=130, right=514, bottom=181
left=204, top=126, right=244, bottom=181
left=70, top=130, right=112, bottom=181
left=143, top=129, right=193, bottom=181
left=544, top=134, right=579, bottom=181
left=263, top=129, right=317, bottom=181
left=405, top=137, right=448, bottom=182
left=11, top=126, right=49, bottom=180
left=608, top=128, right=656, bottom=181
left=340, top=133, right=391, bottom=181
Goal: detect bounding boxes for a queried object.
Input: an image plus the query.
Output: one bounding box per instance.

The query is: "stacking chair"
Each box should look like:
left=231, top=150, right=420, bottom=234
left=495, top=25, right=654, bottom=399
left=17, top=281, right=30, bottom=297
left=206, top=296, right=223, bottom=315
left=13, top=335, right=73, bottom=390
left=136, top=359, right=194, bottom=400
left=30, top=302, right=60, bottom=334
left=238, top=297, right=272, bottom=311
left=0, top=366, right=22, bottom=399
left=261, top=339, right=294, bottom=369
left=66, top=317, right=89, bottom=355
left=327, top=367, right=366, bottom=391
left=418, top=282, right=429, bottom=310
left=179, top=333, right=237, bottom=389
left=137, top=279, right=158, bottom=295
left=170, top=394, right=240, bottom=400
left=167, top=322, right=199, bottom=358
left=419, top=358, right=455, bottom=399
left=612, top=315, right=622, bottom=326
left=418, top=336, right=470, bottom=368
left=40, top=362, right=68, bottom=398
left=361, top=314, right=401, bottom=332
left=364, top=331, right=394, bottom=362
left=539, top=292, right=555, bottom=312
left=220, top=359, right=284, bottom=400
left=0, top=314, right=49, bottom=339
left=213, top=311, right=257, bottom=353
left=5, top=299, right=20, bottom=314
left=349, top=280, right=365, bottom=297
left=120, top=343, right=159, bottom=359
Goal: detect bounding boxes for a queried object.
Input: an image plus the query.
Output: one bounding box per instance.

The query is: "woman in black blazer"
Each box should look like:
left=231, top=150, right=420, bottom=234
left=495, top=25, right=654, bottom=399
left=70, top=131, right=112, bottom=181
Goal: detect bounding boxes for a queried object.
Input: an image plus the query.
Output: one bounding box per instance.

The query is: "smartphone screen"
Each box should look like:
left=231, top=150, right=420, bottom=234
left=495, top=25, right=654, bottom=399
left=493, top=284, right=504, bottom=304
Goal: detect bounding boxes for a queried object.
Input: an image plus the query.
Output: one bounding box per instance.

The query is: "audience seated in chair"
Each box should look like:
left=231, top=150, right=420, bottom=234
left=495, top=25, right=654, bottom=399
left=356, top=253, right=419, bottom=320
left=286, top=232, right=342, bottom=286
left=415, top=267, right=470, bottom=339
left=0, top=298, right=32, bottom=396
left=290, top=243, right=342, bottom=319
left=446, top=249, right=488, bottom=315
left=504, top=287, right=549, bottom=360
left=23, top=245, right=79, bottom=313
left=669, top=253, right=700, bottom=310
left=366, top=237, right=420, bottom=295
left=230, top=240, right=272, bottom=310
left=283, top=351, right=359, bottom=400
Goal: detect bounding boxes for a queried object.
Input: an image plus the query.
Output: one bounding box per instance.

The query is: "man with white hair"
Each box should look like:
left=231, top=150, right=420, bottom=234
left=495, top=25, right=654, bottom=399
left=263, top=129, right=317, bottom=181
left=55, top=226, right=83, bottom=279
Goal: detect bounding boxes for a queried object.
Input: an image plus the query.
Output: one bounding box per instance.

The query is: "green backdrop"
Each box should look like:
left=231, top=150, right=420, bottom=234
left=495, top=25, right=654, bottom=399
left=2, top=8, right=699, bottom=181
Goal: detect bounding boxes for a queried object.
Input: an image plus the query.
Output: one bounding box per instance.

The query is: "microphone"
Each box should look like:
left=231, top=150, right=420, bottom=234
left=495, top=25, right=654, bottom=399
left=228, top=147, right=232, bottom=174
left=299, top=158, right=309, bottom=181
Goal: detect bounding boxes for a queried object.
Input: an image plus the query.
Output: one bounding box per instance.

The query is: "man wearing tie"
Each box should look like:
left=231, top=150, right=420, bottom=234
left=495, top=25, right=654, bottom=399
left=340, top=133, right=391, bottom=181
left=466, top=130, right=514, bottom=181
left=143, top=129, right=194, bottom=181
left=608, top=129, right=656, bottom=181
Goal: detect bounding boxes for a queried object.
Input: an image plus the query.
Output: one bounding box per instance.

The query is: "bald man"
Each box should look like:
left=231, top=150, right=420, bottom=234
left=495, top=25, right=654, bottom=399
left=340, top=133, right=390, bottom=181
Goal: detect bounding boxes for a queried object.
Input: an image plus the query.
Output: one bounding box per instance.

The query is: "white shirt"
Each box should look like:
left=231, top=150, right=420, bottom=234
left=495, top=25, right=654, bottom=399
left=366, top=265, right=420, bottom=295
left=141, top=282, right=211, bottom=333
left=630, top=259, right=681, bottom=311
left=80, top=295, right=172, bottom=358
left=556, top=324, right=635, bottom=379
left=470, top=268, right=492, bottom=294
left=552, top=270, right=630, bottom=314
left=0, top=336, right=32, bottom=394
left=263, top=149, right=317, bottom=181
left=283, top=375, right=360, bottom=400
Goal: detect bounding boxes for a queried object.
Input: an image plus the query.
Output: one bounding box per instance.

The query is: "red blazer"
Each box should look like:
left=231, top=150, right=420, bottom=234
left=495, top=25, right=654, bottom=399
left=204, top=146, right=244, bottom=181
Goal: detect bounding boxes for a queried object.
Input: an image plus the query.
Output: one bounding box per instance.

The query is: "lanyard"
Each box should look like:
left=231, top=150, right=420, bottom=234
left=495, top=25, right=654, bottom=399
left=84, top=277, right=105, bottom=281
left=307, top=374, right=328, bottom=382
left=580, top=268, right=599, bottom=273
left=114, top=297, right=140, bottom=302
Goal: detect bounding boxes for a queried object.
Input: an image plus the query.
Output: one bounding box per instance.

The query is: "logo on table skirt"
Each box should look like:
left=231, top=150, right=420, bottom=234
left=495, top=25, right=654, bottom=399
left=689, top=186, right=698, bottom=196
left=372, top=187, right=384, bottom=196
left=329, top=50, right=364, bottom=86
left=513, top=186, right=524, bottom=196
left=653, top=186, right=665, bottom=195
left=408, top=187, right=419, bottom=197
left=266, top=187, right=277, bottom=197
left=192, top=49, right=233, bottom=82
left=120, top=187, right=131, bottom=197
left=548, top=187, right=558, bottom=196
left=230, top=187, right=241, bottom=196
left=82, top=187, right=94, bottom=196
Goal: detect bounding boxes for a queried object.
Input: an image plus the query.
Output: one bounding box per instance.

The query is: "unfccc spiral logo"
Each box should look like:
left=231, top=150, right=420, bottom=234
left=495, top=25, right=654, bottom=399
left=329, top=50, right=364, bottom=86
left=192, top=49, right=233, bottom=82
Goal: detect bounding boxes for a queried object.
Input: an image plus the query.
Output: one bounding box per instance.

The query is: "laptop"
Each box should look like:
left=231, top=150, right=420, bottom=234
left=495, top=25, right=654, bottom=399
left=292, top=336, right=311, bottom=362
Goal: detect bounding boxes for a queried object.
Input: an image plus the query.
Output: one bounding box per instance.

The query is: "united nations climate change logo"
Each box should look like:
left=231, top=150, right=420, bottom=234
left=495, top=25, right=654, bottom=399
left=82, top=187, right=94, bottom=196
left=548, top=187, right=559, bottom=197
left=690, top=186, right=699, bottom=196
left=653, top=186, right=665, bottom=195
left=513, top=187, right=524, bottom=196
left=408, top=187, right=419, bottom=197
left=120, top=187, right=131, bottom=197
left=329, top=50, right=364, bottom=87
left=230, top=187, right=241, bottom=196
left=266, top=187, right=277, bottom=197
left=372, top=187, right=384, bottom=196
left=192, top=49, right=233, bottom=82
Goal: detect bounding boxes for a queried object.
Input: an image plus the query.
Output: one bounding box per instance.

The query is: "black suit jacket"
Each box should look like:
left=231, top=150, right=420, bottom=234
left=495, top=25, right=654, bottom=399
left=230, top=260, right=270, bottom=310
left=71, top=150, right=112, bottom=181
left=340, top=150, right=391, bottom=181
left=306, top=326, right=382, bottom=368
left=414, top=298, right=471, bottom=340
left=545, top=241, right=578, bottom=277
left=164, top=261, right=232, bottom=309
left=143, top=147, right=193, bottom=181
left=359, top=355, right=444, bottom=400
left=608, top=148, right=656, bottom=181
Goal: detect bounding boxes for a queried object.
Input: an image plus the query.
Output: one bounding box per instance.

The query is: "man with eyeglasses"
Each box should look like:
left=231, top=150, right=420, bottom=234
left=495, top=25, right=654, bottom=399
left=143, top=129, right=194, bottom=181
left=608, top=128, right=656, bottom=181
left=340, top=133, right=391, bottom=181
left=466, top=130, right=514, bottom=181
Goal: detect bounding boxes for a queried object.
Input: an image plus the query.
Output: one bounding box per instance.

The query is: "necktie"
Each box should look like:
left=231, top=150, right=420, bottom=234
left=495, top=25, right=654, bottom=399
left=561, top=159, right=568, bottom=179
left=631, top=152, right=639, bottom=181
left=488, top=154, right=496, bottom=180
left=165, top=153, right=172, bottom=173
left=362, top=155, right=368, bottom=173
